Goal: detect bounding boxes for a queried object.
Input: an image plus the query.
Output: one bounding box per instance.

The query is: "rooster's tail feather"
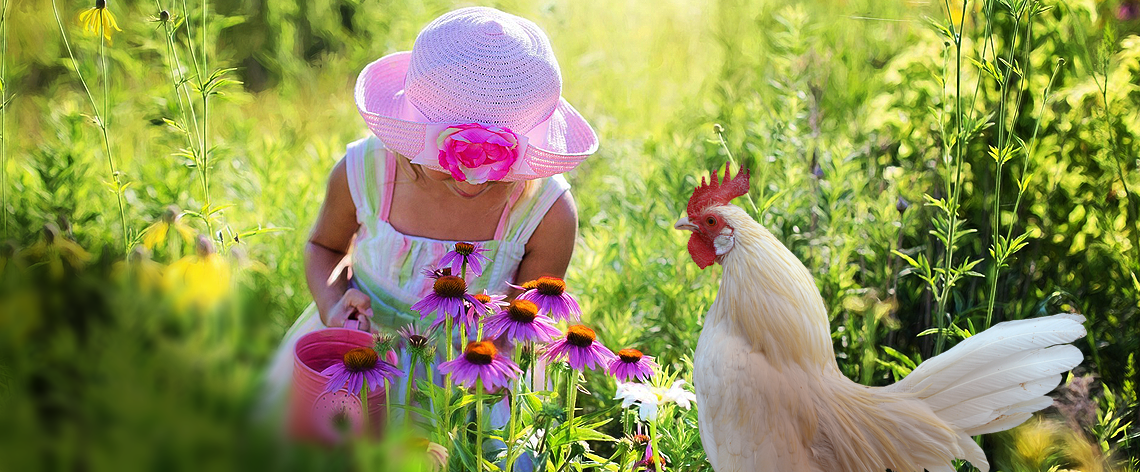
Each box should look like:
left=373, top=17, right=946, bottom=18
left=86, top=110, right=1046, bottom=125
left=887, top=313, right=1086, bottom=471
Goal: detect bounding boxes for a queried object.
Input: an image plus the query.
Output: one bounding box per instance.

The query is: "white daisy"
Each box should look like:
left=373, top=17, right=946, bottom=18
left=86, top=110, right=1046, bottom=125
left=613, top=380, right=696, bottom=421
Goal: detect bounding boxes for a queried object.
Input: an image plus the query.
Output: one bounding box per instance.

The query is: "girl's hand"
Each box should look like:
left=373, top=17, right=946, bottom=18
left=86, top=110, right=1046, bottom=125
left=325, top=288, right=376, bottom=333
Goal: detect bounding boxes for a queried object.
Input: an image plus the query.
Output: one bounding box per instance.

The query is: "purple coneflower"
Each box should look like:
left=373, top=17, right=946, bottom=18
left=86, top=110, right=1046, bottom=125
left=430, top=291, right=503, bottom=336
left=321, top=347, right=404, bottom=394
left=413, top=274, right=486, bottom=332
left=634, top=442, right=666, bottom=471
left=544, top=324, right=616, bottom=371
left=484, top=299, right=563, bottom=343
left=470, top=291, right=508, bottom=323
left=438, top=340, right=520, bottom=393
left=607, top=348, right=659, bottom=382
left=1119, top=0, right=1139, bottom=20
left=516, top=276, right=581, bottom=322
left=440, top=242, right=491, bottom=277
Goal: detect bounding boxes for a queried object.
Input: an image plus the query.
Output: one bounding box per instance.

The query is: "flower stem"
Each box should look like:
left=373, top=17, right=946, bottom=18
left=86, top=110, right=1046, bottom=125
left=405, top=357, right=416, bottom=429
left=360, top=383, right=370, bottom=437
left=649, top=420, right=661, bottom=470
left=443, top=315, right=454, bottom=453
left=565, top=370, right=579, bottom=462
left=475, top=378, right=484, bottom=472
left=714, top=125, right=760, bottom=217
left=505, top=347, right=523, bottom=472
left=383, top=378, right=392, bottom=435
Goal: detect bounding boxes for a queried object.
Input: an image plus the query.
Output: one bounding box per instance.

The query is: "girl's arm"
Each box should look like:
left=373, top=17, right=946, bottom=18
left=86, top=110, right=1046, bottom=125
left=511, top=191, right=578, bottom=295
left=305, top=158, right=374, bottom=329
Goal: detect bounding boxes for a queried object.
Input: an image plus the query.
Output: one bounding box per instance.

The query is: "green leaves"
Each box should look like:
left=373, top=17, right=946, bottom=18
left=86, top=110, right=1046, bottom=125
left=987, top=143, right=1021, bottom=166
left=988, top=233, right=1030, bottom=269
left=194, top=67, right=242, bottom=97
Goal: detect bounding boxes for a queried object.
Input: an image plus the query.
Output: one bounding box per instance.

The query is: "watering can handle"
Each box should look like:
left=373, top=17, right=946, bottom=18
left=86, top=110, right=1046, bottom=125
left=342, top=279, right=369, bottom=332
left=344, top=309, right=369, bottom=332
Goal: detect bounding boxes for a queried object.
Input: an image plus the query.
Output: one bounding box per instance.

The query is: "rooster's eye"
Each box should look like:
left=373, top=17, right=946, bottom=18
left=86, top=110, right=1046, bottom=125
left=705, top=217, right=717, bottom=226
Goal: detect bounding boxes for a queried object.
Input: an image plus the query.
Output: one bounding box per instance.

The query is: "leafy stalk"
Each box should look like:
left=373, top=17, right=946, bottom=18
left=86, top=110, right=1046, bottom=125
left=983, top=1, right=1028, bottom=330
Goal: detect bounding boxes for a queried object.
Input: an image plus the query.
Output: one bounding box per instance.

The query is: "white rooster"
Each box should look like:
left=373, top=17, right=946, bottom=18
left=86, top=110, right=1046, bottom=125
left=674, top=164, right=1086, bottom=472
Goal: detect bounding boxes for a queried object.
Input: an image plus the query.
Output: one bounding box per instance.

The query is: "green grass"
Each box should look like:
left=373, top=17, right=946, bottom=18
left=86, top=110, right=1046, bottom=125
left=1, top=0, right=1138, bottom=470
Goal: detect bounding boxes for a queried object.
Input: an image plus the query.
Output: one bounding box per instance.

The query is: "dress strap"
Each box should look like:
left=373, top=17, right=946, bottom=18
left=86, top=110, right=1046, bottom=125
left=494, top=183, right=526, bottom=240
left=379, top=149, right=397, bottom=222
left=345, top=137, right=386, bottom=225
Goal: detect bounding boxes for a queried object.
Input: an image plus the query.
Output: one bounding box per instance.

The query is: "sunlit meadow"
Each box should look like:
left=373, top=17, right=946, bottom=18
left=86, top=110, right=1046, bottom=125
left=0, top=0, right=1137, bottom=470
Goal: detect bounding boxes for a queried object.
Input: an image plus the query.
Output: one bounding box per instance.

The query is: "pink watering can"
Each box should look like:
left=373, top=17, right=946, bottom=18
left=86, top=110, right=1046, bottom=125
left=289, top=317, right=393, bottom=444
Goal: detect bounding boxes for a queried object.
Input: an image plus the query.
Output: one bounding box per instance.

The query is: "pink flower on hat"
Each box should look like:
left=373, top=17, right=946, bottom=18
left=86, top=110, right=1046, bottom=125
left=436, top=123, right=520, bottom=184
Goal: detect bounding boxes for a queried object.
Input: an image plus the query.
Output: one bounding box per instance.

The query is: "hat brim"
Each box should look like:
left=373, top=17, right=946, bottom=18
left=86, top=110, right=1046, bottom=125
left=355, top=52, right=599, bottom=181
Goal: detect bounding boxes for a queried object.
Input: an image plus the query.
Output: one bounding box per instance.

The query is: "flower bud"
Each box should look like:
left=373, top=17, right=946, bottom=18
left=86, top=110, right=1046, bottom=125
left=43, top=223, right=61, bottom=244
left=162, top=205, right=180, bottom=224
left=196, top=234, right=215, bottom=257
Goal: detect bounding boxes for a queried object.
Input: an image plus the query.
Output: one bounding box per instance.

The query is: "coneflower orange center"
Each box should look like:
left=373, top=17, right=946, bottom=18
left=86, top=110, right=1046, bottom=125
left=565, top=325, right=596, bottom=347
left=454, top=242, right=475, bottom=256
left=507, top=300, right=539, bottom=323
left=433, top=275, right=467, bottom=298
left=343, top=348, right=378, bottom=372
left=474, top=293, right=492, bottom=304
left=463, top=341, right=497, bottom=365
left=535, top=276, right=566, bottom=296
left=618, top=348, right=644, bottom=363
left=520, top=279, right=539, bottom=290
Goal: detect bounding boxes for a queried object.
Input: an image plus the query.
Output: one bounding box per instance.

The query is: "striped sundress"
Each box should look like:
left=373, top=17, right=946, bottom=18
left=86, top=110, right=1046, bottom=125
left=264, top=135, right=570, bottom=412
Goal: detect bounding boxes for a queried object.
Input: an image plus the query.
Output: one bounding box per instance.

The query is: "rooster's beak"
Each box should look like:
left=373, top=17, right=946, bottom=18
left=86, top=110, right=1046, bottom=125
left=674, top=216, right=698, bottom=232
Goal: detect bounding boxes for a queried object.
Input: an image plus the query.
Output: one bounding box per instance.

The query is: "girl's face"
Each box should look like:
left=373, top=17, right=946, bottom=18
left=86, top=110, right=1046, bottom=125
left=422, top=167, right=496, bottom=199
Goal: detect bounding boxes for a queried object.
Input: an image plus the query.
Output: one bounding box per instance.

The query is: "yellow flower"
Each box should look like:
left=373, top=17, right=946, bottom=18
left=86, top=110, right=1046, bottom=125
left=140, top=205, right=196, bottom=251
left=22, top=223, right=92, bottom=280
left=165, top=235, right=232, bottom=311
left=77, top=0, right=122, bottom=44
left=113, top=246, right=165, bottom=292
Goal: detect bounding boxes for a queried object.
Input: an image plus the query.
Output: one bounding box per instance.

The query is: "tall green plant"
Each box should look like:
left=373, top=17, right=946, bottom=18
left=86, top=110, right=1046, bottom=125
left=0, top=0, right=9, bottom=239
left=50, top=0, right=131, bottom=254
left=892, top=33, right=981, bottom=356
left=153, top=0, right=242, bottom=250
left=979, top=0, right=1063, bottom=330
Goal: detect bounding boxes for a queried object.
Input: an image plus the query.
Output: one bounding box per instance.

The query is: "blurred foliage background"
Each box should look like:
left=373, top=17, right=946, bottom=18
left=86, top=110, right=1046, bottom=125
left=0, top=0, right=1138, bottom=470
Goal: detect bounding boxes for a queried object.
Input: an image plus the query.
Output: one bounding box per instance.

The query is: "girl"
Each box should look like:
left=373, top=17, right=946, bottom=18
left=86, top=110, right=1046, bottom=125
left=264, top=6, right=598, bottom=425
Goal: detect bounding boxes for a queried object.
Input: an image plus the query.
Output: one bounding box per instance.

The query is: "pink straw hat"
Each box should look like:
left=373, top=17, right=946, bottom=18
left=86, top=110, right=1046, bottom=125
left=355, top=7, right=599, bottom=183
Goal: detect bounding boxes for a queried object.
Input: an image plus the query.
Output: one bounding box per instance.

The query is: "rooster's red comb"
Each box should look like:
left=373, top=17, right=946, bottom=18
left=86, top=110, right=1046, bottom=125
left=686, top=163, right=751, bottom=216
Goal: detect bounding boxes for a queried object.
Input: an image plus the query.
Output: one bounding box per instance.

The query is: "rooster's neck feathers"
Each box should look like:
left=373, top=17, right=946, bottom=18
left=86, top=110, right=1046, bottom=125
left=707, top=205, right=835, bottom=369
